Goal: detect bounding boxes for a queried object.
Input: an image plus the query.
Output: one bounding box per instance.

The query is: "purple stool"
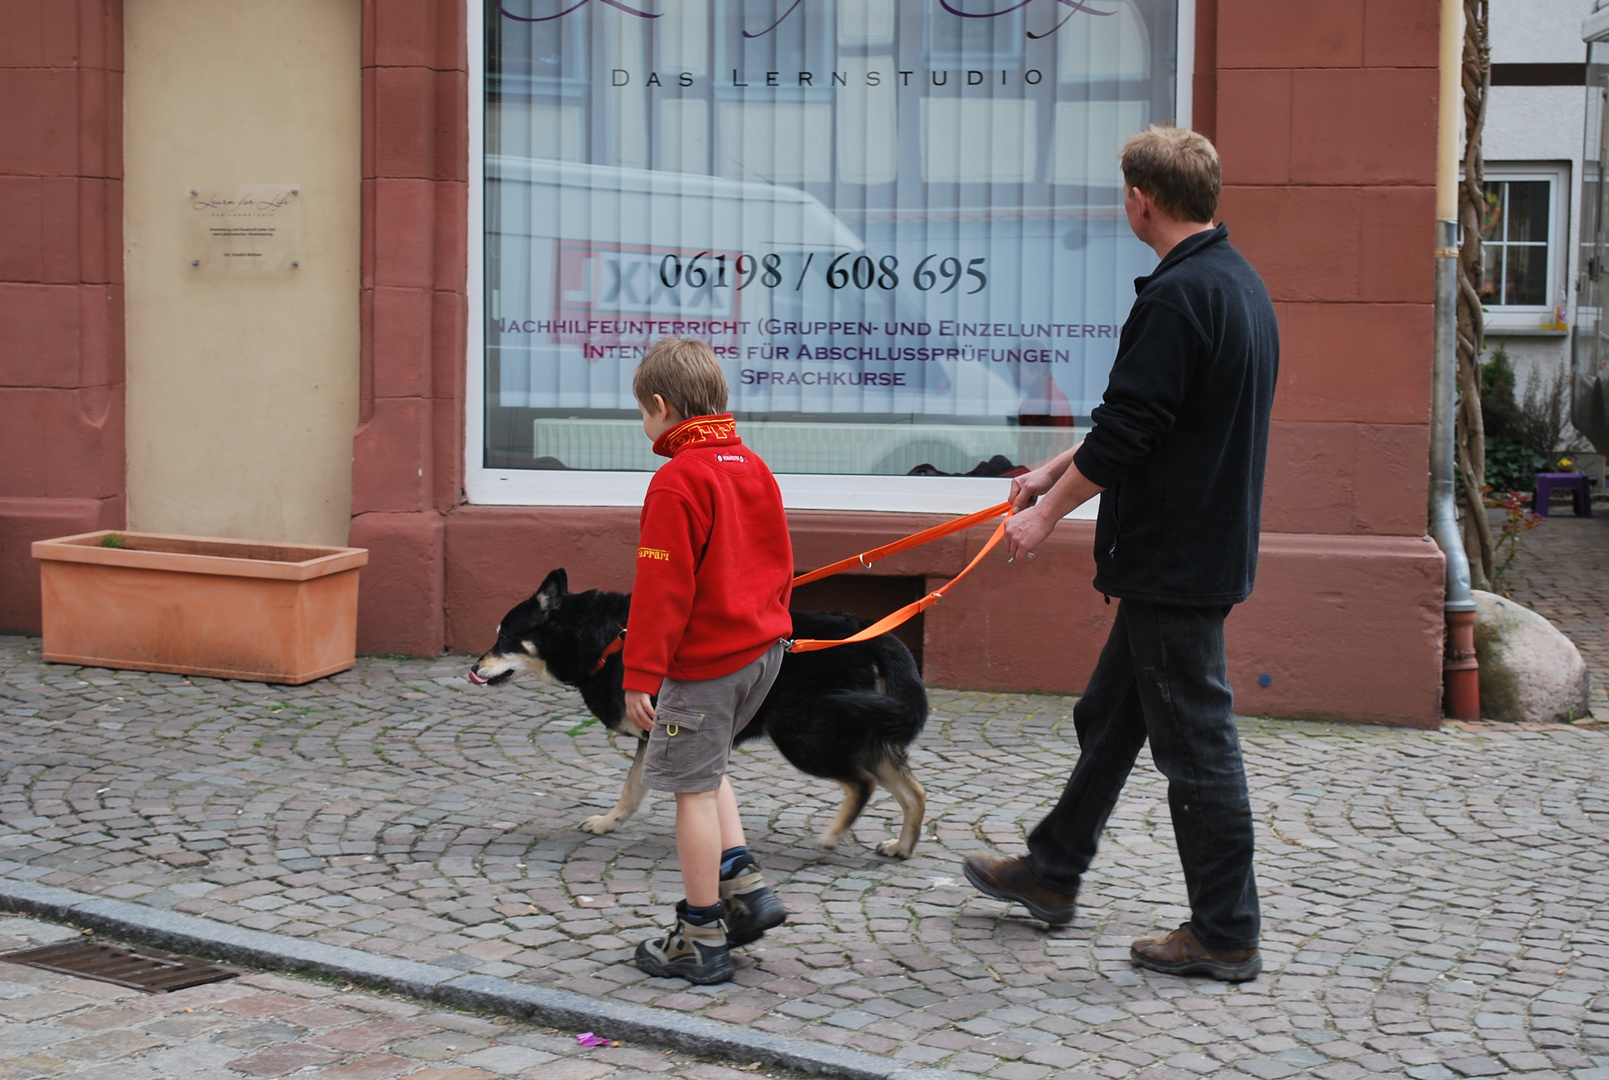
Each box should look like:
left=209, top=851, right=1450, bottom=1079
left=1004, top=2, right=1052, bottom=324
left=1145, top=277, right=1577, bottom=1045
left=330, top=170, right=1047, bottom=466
left=1532, top=472, right=1592, bottom=517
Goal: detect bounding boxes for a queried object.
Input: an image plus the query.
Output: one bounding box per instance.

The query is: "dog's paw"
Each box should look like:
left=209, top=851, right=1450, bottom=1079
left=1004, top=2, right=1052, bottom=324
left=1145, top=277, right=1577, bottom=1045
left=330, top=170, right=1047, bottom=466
left=579, top=814, right=620, bottom=835
left=817, top=831, right=842, bottom=850
left=874, top=838, right=914, bottom=858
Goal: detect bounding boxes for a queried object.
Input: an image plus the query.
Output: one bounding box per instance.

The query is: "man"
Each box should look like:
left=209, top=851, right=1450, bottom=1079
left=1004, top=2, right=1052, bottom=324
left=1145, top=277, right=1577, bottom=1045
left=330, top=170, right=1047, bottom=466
left=963, top=125, right=1278, bottom=982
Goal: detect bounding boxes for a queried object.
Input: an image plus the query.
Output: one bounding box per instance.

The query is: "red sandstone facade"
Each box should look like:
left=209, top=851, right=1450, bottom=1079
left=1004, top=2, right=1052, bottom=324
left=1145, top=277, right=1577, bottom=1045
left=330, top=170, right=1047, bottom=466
left=0, top=0, right=125, bottom=636
left=0, top=1, right=1451, bottom=726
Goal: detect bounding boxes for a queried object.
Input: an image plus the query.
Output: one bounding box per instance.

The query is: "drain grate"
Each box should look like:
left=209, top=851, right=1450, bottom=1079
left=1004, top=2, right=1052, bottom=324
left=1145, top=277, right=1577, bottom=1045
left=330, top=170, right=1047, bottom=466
left=3, top=940, right=239, bottom=993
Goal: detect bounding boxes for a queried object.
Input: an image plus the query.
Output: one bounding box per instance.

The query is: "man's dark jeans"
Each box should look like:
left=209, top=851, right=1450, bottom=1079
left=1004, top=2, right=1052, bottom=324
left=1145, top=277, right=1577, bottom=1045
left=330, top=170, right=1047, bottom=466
left=1024, top=599, right=1260, bottom=949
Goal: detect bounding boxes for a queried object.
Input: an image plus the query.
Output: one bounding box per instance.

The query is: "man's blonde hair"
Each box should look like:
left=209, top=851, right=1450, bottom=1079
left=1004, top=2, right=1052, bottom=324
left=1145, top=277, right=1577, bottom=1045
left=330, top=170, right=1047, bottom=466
left=632, top=337, right=728, bottom=419
left=1119, top=125, right=1221, bottom=225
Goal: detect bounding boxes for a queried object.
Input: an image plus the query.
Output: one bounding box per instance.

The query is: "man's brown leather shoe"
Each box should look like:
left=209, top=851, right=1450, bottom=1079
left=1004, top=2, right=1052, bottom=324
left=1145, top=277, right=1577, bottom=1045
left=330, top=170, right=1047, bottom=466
left=1130, top=924, right=1261, bottom=982
left=961, top=856, right=1076, bottom=925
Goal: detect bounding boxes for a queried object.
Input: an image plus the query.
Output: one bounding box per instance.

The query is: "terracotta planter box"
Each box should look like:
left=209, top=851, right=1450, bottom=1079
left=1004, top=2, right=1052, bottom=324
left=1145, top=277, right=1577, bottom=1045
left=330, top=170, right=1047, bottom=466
left=32, top=531, right=368, bottom=684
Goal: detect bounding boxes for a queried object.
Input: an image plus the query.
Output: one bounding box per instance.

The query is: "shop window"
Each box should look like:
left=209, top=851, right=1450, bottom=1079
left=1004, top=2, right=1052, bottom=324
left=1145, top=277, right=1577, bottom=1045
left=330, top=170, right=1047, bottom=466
left=1481, top=164, right=1571, bottom=334
left=471, top=0, right=1187, bottom=511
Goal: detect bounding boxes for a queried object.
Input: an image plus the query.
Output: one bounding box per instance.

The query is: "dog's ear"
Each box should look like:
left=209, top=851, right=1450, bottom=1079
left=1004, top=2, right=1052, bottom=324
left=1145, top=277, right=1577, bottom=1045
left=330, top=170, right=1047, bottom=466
left=534, top=568, right=568, bottom=612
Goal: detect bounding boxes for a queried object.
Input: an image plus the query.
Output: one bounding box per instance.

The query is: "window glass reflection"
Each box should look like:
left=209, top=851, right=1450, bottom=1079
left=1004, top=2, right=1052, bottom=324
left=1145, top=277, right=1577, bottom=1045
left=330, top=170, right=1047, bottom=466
left=1480, top=178, right=1551, bottom=308
left=484, top=0, right=1181, bottom=475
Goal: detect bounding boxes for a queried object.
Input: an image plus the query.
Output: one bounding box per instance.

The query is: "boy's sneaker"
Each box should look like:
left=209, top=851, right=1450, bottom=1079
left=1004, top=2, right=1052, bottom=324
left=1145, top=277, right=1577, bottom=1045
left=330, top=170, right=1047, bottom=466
left=721, top=858, right=787, bottom=947
left=634, top=903, right=733, bottom=984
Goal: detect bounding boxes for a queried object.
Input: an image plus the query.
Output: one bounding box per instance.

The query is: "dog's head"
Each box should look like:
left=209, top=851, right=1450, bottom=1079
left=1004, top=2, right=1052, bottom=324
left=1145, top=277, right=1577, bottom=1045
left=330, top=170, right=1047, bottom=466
left=467, top=568, right=570, bottom=687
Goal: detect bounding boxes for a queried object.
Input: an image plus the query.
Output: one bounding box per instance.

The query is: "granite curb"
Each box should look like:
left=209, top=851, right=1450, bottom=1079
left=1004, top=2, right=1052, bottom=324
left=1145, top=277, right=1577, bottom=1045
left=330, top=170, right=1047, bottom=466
left=0, top=878, right=968, bottom=1080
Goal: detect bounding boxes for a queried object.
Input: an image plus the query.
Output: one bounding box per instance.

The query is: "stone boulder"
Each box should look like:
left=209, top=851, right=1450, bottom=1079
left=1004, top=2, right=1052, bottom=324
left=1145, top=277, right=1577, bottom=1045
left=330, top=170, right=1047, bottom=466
left=1472, top=590, right=1591, bottom=723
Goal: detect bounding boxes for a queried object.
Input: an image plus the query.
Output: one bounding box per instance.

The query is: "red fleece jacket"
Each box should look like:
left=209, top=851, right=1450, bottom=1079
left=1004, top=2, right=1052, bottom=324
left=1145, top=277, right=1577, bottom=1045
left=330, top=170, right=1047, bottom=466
left=622, top=414, right=793, bottom=695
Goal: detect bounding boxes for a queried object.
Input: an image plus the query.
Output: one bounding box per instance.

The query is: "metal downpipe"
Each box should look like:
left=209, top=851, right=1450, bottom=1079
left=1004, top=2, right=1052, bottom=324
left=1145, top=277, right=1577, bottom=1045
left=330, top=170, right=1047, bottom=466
left=1434, top=0, right=1479, bottom=721
left=1433, top=221, right=1480, bottom=721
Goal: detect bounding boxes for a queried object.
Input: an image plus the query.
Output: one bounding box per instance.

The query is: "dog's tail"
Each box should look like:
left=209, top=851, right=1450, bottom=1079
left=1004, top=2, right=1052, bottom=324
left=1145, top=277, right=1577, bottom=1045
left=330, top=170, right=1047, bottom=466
left=821, top=637, right=929, bottom=746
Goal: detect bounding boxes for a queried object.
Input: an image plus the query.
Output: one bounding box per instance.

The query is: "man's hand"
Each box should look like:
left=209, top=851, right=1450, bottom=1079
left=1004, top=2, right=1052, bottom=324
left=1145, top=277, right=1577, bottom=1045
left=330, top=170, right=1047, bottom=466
left=1009, top=464, right=1058, bottom=511
left=625, top=690, right=657, bottom=732
left=1003, top=448, right=1105, bottom=564
left=1004, top=501, right=1060, bottom=563
left=1009, top=442, right=1082, bottom=511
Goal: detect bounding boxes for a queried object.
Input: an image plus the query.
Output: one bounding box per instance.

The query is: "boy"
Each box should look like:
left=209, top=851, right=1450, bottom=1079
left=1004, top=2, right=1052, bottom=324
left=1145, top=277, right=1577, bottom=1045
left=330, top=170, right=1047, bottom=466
left=624, top=336, right=794, bottom=984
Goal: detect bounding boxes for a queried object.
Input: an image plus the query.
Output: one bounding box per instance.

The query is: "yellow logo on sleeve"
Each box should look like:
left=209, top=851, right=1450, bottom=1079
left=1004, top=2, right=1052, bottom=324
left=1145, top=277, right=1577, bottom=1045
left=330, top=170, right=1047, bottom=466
left=638, top=546, right=672, bottom=561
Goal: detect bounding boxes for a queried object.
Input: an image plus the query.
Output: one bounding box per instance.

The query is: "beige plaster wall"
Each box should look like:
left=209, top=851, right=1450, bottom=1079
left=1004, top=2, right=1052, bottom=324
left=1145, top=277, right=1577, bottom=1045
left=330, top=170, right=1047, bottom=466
left=124, top=0, right=360, bottom=546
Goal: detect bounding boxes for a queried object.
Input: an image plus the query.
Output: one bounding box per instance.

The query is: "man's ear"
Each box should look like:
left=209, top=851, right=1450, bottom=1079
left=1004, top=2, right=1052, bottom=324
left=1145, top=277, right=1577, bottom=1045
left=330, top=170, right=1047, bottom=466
left=535, top=568, right=568, bottom=611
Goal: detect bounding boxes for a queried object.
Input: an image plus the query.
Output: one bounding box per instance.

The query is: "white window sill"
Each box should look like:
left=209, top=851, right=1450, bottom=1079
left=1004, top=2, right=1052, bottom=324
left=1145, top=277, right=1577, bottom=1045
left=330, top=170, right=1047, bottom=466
left=1483, top=325, right=1569, bottom=337
left=464, top=468, right=1101, bottom=519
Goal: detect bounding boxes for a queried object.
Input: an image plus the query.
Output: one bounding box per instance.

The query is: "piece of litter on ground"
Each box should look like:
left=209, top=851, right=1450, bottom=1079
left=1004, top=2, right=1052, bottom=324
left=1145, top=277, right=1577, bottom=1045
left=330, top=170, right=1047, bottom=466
left=577, top=1032, right=617, bottom=1047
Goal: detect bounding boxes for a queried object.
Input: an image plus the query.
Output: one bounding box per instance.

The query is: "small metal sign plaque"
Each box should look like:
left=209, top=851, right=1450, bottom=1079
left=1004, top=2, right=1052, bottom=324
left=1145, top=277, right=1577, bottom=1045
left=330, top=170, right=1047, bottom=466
left=186, top=184, right=301, bottom=271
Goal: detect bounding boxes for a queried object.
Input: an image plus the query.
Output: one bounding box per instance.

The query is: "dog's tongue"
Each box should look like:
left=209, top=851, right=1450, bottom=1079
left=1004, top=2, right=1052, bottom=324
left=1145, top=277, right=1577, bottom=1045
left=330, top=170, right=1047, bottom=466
left=466, top=668, right=489, bottom=685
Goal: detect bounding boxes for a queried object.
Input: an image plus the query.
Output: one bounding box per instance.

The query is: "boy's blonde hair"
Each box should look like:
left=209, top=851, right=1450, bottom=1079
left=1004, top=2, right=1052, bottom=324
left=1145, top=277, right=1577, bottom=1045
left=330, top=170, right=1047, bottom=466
left=1119, top=125, right=1220, bottom=225
left=632, top=337, right=728, bottom=419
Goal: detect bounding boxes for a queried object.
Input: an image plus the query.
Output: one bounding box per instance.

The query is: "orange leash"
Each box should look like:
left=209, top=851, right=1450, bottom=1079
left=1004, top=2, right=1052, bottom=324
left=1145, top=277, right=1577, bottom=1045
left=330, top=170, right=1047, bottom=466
left=786, top=502, right=1013, bottom=654
left=586, top=504, right=1012, bottom=674
left=791, top=501, right=1012, bottom=587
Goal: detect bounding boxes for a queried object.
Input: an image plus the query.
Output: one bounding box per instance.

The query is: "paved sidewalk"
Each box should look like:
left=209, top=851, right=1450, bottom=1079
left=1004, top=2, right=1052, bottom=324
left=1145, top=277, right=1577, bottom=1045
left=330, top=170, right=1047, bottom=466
left=1, top=634, right=1607, bottom=1079
left=0, top=913, right=811, bottom=1079
left=1498, top=510, right=1609, bottom=717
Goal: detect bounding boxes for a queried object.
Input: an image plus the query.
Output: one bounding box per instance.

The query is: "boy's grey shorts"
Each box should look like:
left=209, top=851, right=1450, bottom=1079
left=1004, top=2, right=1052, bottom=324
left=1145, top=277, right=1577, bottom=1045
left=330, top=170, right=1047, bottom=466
left=642, top=641, right=786, bottom=794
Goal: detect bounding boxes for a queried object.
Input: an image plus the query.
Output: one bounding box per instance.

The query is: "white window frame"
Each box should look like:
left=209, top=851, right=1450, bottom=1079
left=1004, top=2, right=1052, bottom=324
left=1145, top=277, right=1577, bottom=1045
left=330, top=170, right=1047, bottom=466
left=464, top=0, right=1194, bottom=512
left=1480, top=161, right=1571, bottom=336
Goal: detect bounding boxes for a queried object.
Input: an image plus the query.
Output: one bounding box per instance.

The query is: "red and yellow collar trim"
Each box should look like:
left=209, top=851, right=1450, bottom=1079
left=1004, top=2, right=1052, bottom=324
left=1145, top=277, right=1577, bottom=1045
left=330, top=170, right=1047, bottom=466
left=653, top=413, right=740, bottom=458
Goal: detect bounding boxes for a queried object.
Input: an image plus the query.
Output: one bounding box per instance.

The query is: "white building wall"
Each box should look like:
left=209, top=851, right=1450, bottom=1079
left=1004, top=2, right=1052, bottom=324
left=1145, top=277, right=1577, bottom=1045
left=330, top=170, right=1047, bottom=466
left=1482, top=0, right=1592, bottom=395
left=123, top=0, right=362, bottom=546
left=1491, top=0, right=1594, bottom=60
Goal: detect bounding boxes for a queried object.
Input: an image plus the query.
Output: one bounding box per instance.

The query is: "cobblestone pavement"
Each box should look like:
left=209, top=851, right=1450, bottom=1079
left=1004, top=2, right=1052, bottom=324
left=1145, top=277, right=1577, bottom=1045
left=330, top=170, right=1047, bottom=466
left=1497, top=509, right=1609, bottom=717
left=0, top=913, right=810, bottom=1079
left=1, top=633, right=1607, bottom=1080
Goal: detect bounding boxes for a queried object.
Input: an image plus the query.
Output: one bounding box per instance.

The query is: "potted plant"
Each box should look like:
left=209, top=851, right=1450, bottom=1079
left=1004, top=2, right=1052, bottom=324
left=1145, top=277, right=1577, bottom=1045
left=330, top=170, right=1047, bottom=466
left=31, top=531, right=368, bottom=684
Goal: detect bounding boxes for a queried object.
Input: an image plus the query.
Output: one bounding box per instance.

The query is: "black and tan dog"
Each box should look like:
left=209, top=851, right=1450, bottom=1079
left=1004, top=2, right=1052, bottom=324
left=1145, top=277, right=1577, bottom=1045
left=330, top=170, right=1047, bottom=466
left=467, top=568, right=930, bottom=857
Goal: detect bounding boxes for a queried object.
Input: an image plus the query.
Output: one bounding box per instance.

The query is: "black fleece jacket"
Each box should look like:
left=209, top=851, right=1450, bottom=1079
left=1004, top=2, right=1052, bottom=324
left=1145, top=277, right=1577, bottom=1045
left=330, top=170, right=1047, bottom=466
left=1070, top=224, right=1279, bottom=606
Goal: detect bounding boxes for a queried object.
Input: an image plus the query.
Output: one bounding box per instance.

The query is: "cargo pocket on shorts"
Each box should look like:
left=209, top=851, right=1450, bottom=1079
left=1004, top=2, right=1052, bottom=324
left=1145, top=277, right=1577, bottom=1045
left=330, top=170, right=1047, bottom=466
left=651, top=706, right=709, bottom=779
